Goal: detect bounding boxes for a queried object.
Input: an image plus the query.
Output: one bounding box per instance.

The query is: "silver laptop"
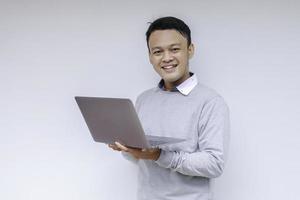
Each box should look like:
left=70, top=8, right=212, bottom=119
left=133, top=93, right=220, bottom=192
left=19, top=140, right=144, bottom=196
left=75, top=96, right=184, bottom=149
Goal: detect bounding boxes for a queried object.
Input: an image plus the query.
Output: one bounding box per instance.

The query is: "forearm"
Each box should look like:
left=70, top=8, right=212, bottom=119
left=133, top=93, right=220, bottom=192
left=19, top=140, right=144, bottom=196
left=155, top=149, right=225, bottom=178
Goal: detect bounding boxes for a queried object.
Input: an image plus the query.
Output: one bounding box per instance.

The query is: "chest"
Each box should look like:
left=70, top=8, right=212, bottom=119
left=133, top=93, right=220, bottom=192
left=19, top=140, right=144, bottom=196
left=137, top=97, right=201, bottom=152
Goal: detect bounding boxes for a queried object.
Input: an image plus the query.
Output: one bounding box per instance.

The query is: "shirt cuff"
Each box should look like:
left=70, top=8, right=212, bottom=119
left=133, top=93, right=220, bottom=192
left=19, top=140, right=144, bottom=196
left=155, top=150, right=174, bottom=168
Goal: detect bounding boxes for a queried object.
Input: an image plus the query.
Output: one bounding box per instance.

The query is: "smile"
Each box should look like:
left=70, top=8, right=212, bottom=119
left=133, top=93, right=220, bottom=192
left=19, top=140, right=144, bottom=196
left=161, top=64, right=177, bottom=69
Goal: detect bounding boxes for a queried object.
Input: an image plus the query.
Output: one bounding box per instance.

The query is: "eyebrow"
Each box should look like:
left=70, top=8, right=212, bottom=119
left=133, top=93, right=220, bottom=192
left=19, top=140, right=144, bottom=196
left=151, top=43, right=181, bottom=51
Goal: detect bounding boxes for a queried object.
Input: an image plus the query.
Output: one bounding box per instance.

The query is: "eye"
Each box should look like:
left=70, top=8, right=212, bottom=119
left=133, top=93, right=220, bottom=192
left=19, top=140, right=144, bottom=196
left=171, top=48, right=180, bottom=52
left=153, top=50, right=162, bottom=55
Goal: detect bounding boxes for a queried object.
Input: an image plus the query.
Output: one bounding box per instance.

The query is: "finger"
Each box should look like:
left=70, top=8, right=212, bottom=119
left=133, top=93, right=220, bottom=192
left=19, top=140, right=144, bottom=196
left=115, top=142, right=129, bottom=152
left=108, top=144, right=121, bottom=151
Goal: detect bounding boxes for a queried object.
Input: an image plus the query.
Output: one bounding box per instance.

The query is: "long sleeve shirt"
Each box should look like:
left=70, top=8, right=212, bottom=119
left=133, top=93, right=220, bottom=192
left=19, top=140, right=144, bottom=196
left=124, top=73, right=230, bottom=200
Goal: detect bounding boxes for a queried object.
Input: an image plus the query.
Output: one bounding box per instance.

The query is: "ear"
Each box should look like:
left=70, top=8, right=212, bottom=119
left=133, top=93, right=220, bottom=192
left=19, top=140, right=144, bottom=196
left=188, top=43, right=195, bottom=59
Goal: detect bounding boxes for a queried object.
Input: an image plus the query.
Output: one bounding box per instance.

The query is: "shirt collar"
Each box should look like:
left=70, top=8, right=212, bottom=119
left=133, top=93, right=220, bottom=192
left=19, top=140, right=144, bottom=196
left=158, top=72, right=198, bottom=96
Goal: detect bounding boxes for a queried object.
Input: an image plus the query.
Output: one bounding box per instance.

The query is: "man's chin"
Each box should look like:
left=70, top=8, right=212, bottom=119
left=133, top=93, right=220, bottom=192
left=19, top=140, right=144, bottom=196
left=162, top=74, right=180, bottom=84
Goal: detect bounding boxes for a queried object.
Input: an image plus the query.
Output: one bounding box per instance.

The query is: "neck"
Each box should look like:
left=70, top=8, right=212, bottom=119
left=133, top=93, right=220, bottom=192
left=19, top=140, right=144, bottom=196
left=164, top=71, right=191, bottom=91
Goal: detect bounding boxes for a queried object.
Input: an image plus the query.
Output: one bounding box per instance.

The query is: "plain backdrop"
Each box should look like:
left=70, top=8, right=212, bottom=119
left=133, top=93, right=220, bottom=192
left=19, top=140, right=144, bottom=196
left=1, top=0, right=300, bottom=200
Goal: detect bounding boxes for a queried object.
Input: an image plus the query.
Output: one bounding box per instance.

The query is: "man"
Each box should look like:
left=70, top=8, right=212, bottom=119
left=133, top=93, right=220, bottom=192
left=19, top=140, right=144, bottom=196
left=109, top=16, right=230, bottom=200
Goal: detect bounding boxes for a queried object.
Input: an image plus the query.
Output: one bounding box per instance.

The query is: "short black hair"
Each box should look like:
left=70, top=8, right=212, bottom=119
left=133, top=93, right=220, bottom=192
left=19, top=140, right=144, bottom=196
left=146, top=16, right=191, bottom=51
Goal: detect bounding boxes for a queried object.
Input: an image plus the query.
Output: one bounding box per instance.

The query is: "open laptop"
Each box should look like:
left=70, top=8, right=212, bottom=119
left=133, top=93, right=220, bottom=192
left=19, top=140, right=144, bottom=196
left=75, top=96, right=185, bottom=149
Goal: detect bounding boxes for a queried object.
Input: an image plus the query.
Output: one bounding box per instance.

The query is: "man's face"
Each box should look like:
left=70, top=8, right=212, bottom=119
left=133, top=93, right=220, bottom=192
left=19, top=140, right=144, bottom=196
left=148, top=29, right=194, bottom=89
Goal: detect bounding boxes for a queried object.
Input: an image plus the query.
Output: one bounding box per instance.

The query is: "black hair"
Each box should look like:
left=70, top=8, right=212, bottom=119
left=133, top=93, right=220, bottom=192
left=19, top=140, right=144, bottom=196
left=146, top=16, right=191, bottom=51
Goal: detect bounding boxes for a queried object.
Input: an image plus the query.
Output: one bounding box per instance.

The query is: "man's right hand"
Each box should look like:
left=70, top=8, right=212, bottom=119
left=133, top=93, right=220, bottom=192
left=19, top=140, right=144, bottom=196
left=108, top=143, right=122, bottom=151
left=108, top=142, right=161, bottom=160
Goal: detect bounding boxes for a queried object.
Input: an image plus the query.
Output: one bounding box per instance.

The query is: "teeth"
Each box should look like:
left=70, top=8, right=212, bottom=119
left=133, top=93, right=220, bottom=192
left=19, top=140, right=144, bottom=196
left=163, top=65, right=175, bottom=69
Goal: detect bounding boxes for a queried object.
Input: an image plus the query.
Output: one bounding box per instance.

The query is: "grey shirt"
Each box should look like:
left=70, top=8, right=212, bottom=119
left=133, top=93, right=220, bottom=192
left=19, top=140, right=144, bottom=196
left=124, top=74, right=230, bottom=200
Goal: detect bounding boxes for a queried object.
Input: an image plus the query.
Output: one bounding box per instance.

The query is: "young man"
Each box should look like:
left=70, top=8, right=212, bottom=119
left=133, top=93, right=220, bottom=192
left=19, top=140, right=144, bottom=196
left=109, top=16, right=230, bottom=200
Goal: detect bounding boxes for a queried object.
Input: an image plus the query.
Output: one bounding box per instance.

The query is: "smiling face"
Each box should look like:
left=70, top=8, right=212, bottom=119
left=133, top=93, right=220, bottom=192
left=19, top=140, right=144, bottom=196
left=148, top=29, right=194, bottom=90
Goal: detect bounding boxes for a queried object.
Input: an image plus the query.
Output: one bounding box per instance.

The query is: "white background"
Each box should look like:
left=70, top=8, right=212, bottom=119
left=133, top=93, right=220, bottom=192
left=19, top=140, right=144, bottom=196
left=1, top=0, right=300, bottom=199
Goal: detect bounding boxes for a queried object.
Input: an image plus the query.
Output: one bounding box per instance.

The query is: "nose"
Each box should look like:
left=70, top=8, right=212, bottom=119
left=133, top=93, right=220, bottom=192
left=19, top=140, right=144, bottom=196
left=162, top=51, right=174, bottom=63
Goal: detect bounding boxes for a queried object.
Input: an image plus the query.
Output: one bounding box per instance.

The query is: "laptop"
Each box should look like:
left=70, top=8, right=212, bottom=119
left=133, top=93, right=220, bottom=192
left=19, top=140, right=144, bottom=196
left=75, top=96, right=185, bottom=149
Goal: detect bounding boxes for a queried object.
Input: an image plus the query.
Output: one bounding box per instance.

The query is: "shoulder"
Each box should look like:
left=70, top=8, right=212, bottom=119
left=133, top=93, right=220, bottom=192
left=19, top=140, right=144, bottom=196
left=192, top=83, right=229, bottom=109
left=192, top=83, right=219, bottom=100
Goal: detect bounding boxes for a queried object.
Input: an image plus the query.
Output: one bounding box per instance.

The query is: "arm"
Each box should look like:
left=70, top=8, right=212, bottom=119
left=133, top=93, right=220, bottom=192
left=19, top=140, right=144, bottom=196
left=155, top=96, right=230, bottom=178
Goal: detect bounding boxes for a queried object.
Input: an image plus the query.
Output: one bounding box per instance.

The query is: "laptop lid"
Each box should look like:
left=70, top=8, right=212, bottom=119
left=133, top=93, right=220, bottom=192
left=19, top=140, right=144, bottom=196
left=75, top=96, right=151, bottom=148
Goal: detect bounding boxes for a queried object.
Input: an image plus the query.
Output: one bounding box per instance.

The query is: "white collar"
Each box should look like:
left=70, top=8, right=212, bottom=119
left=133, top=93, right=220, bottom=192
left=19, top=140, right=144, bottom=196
left=176, top=73, right=198, bottom=95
